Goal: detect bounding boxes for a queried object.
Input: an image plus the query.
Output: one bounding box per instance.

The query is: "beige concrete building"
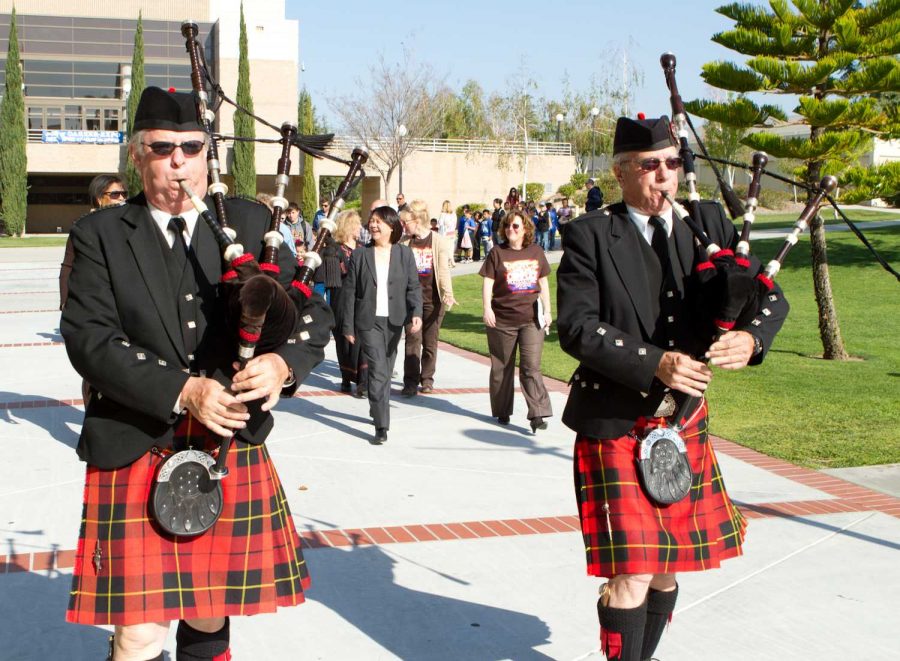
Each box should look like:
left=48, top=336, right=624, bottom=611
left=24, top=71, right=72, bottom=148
left=1, top=0, right=575, bottom=232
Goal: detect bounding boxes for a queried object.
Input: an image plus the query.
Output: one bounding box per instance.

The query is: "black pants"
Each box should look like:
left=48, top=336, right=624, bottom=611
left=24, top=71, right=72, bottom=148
left=359, top=316, right=403, bottom=429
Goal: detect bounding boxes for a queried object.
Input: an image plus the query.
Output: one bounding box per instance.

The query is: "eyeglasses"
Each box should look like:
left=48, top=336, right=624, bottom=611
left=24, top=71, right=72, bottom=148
left=630, top=157, right=683, bottom=172
left=508, top=223, right=523, bottom=230
left=103, top=190, right=128, bottom=199
left=142, top=140, right=205, bottom=157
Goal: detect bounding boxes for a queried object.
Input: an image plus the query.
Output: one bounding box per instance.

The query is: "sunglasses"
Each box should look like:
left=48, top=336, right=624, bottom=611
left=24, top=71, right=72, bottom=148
left=508, top=223, right=523, bottom=230
left=104, top=190, right=128, bottom=199
left=142, top=140, right=205, bottom=157
left=631, top=156, right=683, bottom=172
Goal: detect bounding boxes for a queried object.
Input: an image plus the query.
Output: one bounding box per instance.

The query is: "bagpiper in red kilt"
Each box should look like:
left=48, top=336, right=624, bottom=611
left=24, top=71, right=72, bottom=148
left=573, top=400, right=745, bottom=579
left=67, top=414, right=310, bottom=626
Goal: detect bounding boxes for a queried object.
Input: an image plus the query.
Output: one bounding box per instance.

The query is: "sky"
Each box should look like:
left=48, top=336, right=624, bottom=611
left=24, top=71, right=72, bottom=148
left=284, top=0, right=783, bottom=130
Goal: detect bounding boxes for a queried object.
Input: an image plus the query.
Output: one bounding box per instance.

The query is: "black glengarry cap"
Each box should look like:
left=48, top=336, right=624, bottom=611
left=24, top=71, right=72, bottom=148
left=613, top=115, right=675, bottom=154
left=133, top=87, right=203, bottom=132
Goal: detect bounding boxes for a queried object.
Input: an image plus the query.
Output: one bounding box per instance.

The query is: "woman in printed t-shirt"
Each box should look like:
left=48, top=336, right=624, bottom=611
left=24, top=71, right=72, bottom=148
left=479, top=210, right=553, bottom=433
left=399, top=203, right=456, bottom=395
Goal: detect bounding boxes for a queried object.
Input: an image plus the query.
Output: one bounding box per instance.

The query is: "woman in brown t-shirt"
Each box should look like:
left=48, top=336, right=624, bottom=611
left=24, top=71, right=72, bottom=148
left=479, top=210, right=553, bottom=432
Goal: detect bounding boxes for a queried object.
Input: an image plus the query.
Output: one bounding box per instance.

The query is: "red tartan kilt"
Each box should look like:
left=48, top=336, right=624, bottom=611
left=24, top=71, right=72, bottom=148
left=574, top=401, right=746, bottom=578
left=67, top=415, right=310, bottom=626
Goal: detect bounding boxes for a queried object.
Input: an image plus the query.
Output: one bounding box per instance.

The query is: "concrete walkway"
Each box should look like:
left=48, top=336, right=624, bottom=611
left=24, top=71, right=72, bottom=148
left=1, top=247, right=897, bottom=660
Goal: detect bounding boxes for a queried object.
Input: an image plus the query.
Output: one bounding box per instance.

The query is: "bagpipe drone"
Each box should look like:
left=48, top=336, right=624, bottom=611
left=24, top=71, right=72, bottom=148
left=151, top=21, right=368, bottom=536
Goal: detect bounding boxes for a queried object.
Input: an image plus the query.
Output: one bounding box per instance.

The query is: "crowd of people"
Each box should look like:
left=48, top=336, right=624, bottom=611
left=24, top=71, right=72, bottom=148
left=58, top=86, right=787, bottom=661
left=450, top=192, right=585, bottom=262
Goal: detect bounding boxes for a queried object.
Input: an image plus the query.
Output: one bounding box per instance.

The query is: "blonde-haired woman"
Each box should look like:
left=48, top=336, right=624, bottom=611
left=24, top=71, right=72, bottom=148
left=438, top=200, right=457, bottom=268
left=332, top=210, right=367, bottom=396
left=399, top=201, right=456, bottom=394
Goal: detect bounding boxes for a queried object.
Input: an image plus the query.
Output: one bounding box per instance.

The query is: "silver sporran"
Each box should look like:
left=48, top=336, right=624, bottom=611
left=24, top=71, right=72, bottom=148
left=151, top=449, right=224, bottom=536
left=636, top=426, right=693, bottom=505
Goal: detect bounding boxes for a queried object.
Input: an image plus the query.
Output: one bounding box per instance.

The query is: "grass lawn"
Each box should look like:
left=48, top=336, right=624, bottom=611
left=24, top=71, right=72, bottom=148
left=440, top=227, right=900, bottom=468
left=0, top=236, right=68, bottom=247
left=750, top=208, right=900, bottom=230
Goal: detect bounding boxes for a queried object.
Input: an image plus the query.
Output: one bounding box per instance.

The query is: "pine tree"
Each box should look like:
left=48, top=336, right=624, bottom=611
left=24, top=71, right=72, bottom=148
left=298, top=89, right=317, bottom=222
left=688, top=0, right=900, bottom=360
left=125, top=12, right=145, bottom=196
left=0, top=9, right=28, bottom=237
left=233, top=3, right=256, bottom=198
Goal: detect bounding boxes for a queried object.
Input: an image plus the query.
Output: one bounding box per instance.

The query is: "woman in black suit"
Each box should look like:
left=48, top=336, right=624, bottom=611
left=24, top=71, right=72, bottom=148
left=342, top=206, right=422, bottom=443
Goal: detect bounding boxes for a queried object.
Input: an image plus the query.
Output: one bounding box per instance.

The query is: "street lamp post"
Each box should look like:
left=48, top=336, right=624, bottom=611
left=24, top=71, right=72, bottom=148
left=590, top=106, right=599, bottom=176
left=555, top=112, right=564, bottom=143
left=397, top=123, right=408, bottom=196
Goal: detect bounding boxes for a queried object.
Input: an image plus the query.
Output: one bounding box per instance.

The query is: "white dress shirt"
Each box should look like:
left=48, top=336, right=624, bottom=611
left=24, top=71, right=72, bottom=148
left=148, top=204, right=200, bottom=248
left=625, top=205, right=673, bottom=245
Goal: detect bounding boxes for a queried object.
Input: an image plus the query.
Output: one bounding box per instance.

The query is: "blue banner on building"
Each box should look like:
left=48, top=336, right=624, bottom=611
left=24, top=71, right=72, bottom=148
left=41, top=130, right=124, bottom=145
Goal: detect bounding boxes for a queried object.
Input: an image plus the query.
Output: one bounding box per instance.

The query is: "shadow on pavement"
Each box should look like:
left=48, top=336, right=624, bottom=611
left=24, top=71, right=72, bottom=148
left=305, top=535, right=554, bottom=660
left=0, top=541, right=110, bottom=660
left=0, top=392, right=82, bottom=449
left=736, top=503, right=900, bottom=551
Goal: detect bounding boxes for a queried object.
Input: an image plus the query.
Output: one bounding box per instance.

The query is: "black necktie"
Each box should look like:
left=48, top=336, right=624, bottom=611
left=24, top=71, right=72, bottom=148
left=649, top=216, right=670, bottom=274
left=168, top=217, right=188, bottom=266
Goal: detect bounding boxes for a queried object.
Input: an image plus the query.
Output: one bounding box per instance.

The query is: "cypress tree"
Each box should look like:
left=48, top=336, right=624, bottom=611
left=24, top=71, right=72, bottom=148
left=688, top=0, right=900, bottom=360
left=0, top=9, right=28, bottom=237
left=298, top=89, right=317, bottom=222
left=125, top=12, right=145, bottom=196
left=233, top=3, right=256, bottom=198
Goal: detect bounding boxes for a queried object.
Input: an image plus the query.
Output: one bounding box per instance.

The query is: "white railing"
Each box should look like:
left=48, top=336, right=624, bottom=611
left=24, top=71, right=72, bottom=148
left=26, top=129, right=572, bottom=156
left=327, top=135, right=572, bottom=156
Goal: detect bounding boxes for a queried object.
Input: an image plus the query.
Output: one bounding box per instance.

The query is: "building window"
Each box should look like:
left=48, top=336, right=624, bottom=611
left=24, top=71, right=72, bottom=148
left=26, top=104, right=122, bottom=132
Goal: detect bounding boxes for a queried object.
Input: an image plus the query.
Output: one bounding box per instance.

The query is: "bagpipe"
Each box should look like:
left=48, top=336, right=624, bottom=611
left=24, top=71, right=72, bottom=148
left=151, top=21, right=368, bottom=537
left=659, top=52, right=839, bottom=341
left=635, top=53, right=840, bottom=507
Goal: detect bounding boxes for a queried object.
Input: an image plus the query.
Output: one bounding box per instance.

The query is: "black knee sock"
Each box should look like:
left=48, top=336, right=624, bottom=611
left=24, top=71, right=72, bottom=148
left=176, top=618, right=230, bottom=661
left=597, top=600, right=647, bottom=661
left=641, top=584, right=678, bottom=661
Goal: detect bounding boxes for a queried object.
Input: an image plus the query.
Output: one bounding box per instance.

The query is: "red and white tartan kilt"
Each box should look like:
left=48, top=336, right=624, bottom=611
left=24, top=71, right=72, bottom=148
left=574, top=401, right=746, bottom=578
left=66, top=415, right=310, bottom=626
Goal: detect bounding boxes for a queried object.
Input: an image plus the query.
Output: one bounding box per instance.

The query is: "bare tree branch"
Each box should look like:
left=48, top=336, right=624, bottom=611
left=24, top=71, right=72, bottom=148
left=331, top=53, right=449, bottom=188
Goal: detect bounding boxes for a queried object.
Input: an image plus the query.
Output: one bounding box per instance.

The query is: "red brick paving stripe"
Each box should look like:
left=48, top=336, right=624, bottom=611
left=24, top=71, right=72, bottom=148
left=501, top=519, right=536, bottom=535
left=8, top=492, right=900, bottom=577
left=519, top=518, right=557, bottom=534
left=482, top=520, right=518, bottom=536
left=383, top=526, right=415, bottom=543
left=459, top=520, right=498, bottom=537
left=537, top=516, right=575, bottom=533
left=319, top=529, right=353, bottom=547
left=444, top=522, right=480, bottom=539
left=299, top=531, right=329, bottom=549
left=425, top=523, right=460, bottom=541
left=0, top=398, right=84, bottom=410
left=358, top=527, right=394, bottom=545
left=0, top=341, right=62, bottom=348
left=405, top=524, right=440, bottom=542
left=0, top=309, right=58, bottom=314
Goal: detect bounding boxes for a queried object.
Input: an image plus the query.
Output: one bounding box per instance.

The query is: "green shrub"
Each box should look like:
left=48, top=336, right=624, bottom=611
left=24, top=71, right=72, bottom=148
left=570, top=172, right=588, bottom=189
left=517, top=182, right=545, bottom=203
left=455, top=202, right=487, bottom=217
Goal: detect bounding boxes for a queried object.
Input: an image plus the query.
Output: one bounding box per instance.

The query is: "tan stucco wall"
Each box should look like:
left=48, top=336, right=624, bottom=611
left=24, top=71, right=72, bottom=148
left=0, top=1, right=213, bottom=20
left=315, top=150, right=577, bottom=216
